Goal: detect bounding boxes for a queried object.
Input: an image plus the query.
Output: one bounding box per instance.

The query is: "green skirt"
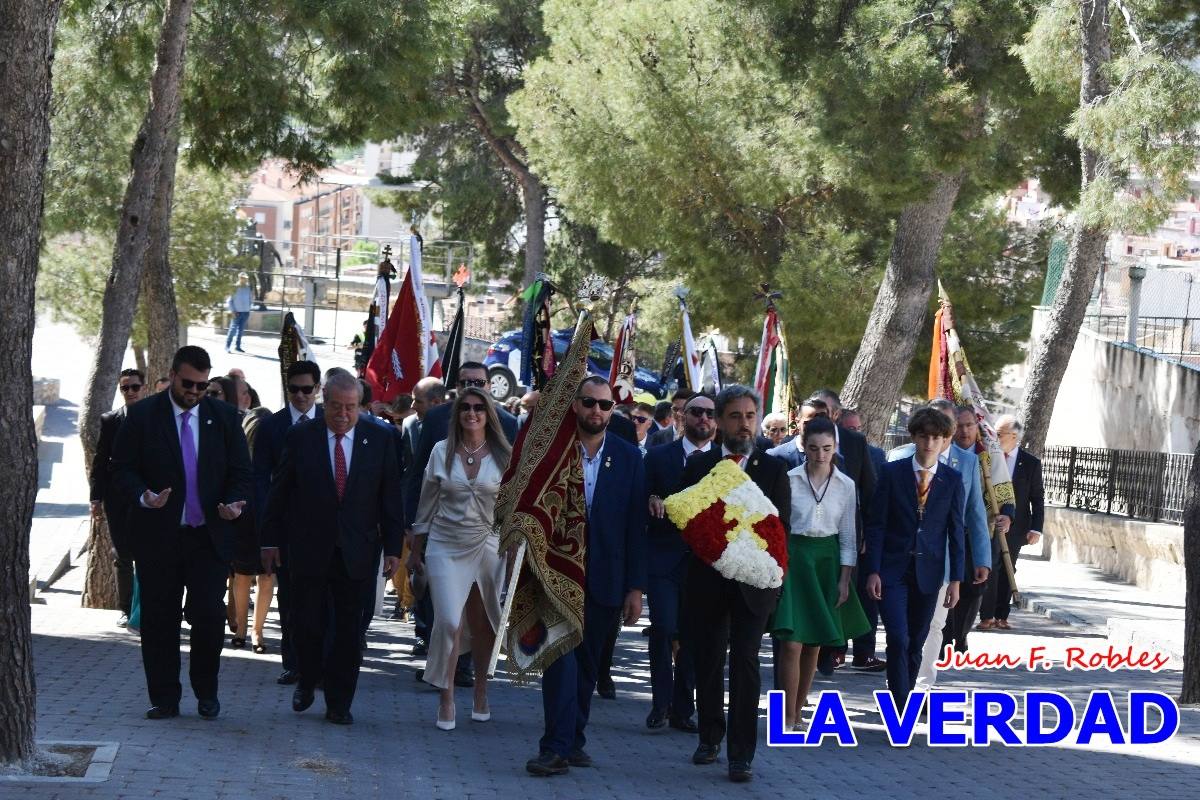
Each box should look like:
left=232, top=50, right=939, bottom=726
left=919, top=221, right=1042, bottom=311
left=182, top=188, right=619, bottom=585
left=770, top=534, right=870, bottom=646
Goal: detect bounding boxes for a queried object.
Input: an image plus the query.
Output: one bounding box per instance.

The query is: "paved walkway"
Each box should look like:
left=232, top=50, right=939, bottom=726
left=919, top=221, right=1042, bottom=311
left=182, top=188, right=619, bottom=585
left=16, top=552, right=1200, bottom=799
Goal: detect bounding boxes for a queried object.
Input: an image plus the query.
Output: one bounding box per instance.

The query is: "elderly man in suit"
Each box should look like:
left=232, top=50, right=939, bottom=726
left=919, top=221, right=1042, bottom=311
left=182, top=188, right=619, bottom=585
left=526, top=377, right=647, bottom=776
left=643, top=393, right=717, bottom=732
left=866, top=407, right=965, bottom=708
left=260, top=371, right=404, bottom=725
left=979, top=414, right=1044, bottom=630
left=251, top=360, right=322, bottom=685
left=111, top=347, right=252, bottom=720
left=90, top=367, right=145, bottom=628
left=399, top=376, right=446, bottom=628
left=885, top=398, right=990, bottom=690
left=683, top=385, right=790, bottom=784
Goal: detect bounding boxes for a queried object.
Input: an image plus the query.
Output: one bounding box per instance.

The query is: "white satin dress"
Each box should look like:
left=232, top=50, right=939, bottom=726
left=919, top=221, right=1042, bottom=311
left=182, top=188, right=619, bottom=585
left=412, top=440, right=505, bottom=689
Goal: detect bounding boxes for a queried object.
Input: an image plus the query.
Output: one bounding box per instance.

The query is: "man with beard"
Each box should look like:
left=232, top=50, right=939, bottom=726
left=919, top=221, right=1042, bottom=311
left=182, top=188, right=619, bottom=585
left=679, top=385, right=790, bottom=783
left=643, top=393, right=716, bottom=732
left=526, top=377, right=647, bottom=776
left=111, top=346, right=252, bottom=720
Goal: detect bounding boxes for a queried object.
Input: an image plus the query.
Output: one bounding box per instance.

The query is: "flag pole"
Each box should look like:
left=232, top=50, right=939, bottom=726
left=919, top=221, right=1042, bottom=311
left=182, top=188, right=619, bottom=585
left=487, top=300, right=596, bottom=679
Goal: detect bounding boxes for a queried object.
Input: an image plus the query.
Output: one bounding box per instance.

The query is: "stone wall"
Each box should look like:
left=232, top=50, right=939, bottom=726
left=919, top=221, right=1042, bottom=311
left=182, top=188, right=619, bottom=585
left=1042, top=325, right=1200, bottom=453
left=1043, top=505, right=1184, bottom=596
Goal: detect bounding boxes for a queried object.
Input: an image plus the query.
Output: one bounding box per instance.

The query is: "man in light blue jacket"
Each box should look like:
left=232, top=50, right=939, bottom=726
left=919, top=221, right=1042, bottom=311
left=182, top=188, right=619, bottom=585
left=887, top=399, right=990, bottom=688
left=225, top=272, right=254, bottom=353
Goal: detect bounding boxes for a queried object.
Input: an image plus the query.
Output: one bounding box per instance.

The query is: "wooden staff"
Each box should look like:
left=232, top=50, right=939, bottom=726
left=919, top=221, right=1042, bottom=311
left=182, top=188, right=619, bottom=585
left=487, top=541, right=526, bottom=678
left=995, top=520, right=1019, bottom=603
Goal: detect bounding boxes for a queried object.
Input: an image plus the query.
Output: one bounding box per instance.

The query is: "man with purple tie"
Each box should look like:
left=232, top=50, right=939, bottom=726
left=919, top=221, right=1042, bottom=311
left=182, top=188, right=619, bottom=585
left=111, top=346, right=252, bottom=720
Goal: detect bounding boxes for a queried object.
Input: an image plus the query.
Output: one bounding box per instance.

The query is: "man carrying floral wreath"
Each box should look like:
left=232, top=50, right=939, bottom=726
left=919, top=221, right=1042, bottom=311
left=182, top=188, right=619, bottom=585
left=674, top=385, right=790, bottom=783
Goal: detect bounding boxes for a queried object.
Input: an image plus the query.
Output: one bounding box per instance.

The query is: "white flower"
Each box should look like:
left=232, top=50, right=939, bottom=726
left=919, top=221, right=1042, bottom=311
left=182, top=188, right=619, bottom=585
left=711, top=529, right=784, bottom=589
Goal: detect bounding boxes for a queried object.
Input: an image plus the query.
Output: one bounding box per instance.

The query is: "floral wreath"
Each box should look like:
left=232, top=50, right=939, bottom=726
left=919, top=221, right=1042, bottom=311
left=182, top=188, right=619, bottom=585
left=664, top=459, right=788, bottom=589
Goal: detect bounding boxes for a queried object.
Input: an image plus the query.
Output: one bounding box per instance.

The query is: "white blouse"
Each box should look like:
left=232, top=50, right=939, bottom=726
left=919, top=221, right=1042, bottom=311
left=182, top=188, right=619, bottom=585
left=786, top=465, right=858, bottom=567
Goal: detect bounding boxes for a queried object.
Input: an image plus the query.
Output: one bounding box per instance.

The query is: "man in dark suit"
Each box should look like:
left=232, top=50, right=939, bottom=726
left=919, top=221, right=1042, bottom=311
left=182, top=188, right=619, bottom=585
left=89, top=367, right=145, bottom=627
left=643, top=393, right=716, bottom=732
left=399, top=376, right=445, bottom=630
left=251, top=360, right=322, bottom=685
left=111, top=347, right=252, bottom=720
left=865, top=407, right=965, bottom=708
left=406, top=362, right=517, bottom=685
left=527, top=377, right=647, bottom=776
left=260, top=371, right=404, bottom=725
left=682, top=385, right=790, bottom=784
left=646, top=388, right=694, bottom=449
left=979, top=414, right=1045, bottom=629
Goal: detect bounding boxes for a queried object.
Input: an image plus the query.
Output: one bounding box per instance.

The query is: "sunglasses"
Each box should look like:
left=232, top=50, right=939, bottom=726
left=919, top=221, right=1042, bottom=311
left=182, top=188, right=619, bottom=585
left=577, top=397, right=615, bottom=411
left=119, top=384, right=143, bottom=393
left=180, top=378, right=210, bottom=391
left=687, top=407, right=715, bottom=419
left=459, top=402, right=488, bottom=414
left=459, top=378, right=487, bottom=389
left=287, top=384, right=316, bottom=395
left=631, top=415, right=650, bottom=424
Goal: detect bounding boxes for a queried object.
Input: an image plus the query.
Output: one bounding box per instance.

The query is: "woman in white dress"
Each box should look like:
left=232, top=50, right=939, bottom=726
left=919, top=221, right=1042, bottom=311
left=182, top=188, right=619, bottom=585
left=409, top=387, right=512, bottom=730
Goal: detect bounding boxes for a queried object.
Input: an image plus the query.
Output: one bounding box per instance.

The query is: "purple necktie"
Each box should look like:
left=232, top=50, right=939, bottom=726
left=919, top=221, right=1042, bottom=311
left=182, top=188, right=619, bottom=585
left=180, top=410, right=204, bottom=526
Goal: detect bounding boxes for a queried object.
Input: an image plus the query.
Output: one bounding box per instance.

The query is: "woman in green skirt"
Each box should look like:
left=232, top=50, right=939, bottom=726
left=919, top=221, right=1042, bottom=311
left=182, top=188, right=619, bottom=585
left=770, top=416, right=870, bottom=730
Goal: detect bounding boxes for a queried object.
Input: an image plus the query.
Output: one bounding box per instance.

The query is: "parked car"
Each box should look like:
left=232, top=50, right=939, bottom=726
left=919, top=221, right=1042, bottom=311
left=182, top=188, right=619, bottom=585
left=484, top=328, right=666, bottom=400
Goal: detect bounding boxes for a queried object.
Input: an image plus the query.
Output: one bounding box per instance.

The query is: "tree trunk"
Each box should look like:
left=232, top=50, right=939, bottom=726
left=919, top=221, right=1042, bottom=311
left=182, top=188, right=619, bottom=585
left=521, top=170, right=546, bottom=289
left=141, top=129, right=182, bottom=382
left=78, top=0, right=193, bottom=471
left=1018, top=0, right=1112, bottom=456
left=81, top=517, right=120, bottom=610
left=1181, top=438, right=1200, bottom=704
left=0, top=0, right=64, bottom=767
left=841, top=169, right=966, bottom=443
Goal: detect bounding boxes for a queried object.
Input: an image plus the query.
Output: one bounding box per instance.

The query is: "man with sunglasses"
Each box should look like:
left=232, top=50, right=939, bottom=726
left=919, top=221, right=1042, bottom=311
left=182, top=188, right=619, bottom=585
left=252, top=360, right=323, bottom=685
left=89, top=368, right=146, bottom=628
left=111, top=346, right=252, bottom=721
left=647, top=388, right=695, bottom=449
left=406, top=362, right=519, bottom=685
left=643, top=394, right=716, bottom=734
left=527, top=377, right=647, bottom=776
left=631, top=401, right=656, bottom=454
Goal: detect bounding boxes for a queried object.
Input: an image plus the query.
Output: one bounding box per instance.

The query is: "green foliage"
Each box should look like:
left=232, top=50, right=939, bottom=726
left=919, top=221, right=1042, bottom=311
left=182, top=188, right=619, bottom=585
left=38, top=165, right=251, bottom=344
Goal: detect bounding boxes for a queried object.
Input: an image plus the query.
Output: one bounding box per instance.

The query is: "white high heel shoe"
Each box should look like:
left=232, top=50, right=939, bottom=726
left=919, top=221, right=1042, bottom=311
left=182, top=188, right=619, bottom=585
left=471, top=707, right=491, bottom=722
left=436, top=708, right=456, bottom=731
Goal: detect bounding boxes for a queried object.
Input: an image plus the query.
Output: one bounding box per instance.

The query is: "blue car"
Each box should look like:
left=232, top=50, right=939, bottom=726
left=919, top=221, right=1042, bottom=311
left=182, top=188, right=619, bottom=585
left=484, top=328, right=666, bottom=400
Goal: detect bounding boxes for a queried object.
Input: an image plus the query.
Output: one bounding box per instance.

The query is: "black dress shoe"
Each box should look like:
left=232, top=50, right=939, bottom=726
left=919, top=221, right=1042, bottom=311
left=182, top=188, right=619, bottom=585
left=669, top=715, right=699, bottom=734
left=692, top=744, right=719, bottom=765
left=566, top=748, right=592, bottom=768
left=525, top=750, right=569, bottom=776
left=728, top=760, right=753, bottom=782
left=596, top=676, right=616, bottom=700
left=145, top=705, right=179, bottom=720
left=850, top=656, right=888, bottom=672
left=197, top=698, right=220, bottom=720
left=646, top=708, right=667, bottom=729
left=325, top=709, right=354, bottom=725
left=292, top=687, right=315, bottom=713
left=412, top=639, right=429, bottom=657
left=453, top=668, right=475, bottom=688
left=276, top=669, right=301, bottom=685
left=816, top=649, right=836, bottom=677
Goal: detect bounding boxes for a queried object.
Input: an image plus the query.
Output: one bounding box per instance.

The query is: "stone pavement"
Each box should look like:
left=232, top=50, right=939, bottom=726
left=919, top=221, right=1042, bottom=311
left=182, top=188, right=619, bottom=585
left=16, top=554, right=1200, bottom=800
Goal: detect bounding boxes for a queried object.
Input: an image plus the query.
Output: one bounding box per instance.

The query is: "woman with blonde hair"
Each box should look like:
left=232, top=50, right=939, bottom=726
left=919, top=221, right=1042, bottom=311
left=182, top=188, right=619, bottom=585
left=410, top=387, right=512, bottom=730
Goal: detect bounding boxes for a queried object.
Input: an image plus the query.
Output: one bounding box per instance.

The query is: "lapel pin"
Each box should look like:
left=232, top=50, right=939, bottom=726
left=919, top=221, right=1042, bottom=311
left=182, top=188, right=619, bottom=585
left=752, top=459, right=759, bottom=467
left=362, top=438, right=368, bottom=445
left=604, top=457, right=612, bottom=468
left=206, top=419, right=212, bottom=425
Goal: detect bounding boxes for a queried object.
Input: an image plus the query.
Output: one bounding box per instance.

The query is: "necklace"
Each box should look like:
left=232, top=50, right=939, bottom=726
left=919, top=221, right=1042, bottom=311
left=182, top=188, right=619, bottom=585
left=805, top=466, right=834, bottom=523
left=461, top=439, right=487, bottom=465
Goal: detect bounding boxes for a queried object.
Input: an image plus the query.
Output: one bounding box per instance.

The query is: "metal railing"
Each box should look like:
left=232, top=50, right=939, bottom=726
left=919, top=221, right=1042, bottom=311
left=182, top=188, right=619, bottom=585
left=1083, top=314, right=1200, bottom=359
left=1043, top=445, right=1193, bottom=524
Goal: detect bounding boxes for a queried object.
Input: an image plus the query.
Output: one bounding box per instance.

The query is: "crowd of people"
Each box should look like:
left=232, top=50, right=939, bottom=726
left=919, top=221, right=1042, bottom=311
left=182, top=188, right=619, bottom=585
left=88, top=345, right=1044, bottom=783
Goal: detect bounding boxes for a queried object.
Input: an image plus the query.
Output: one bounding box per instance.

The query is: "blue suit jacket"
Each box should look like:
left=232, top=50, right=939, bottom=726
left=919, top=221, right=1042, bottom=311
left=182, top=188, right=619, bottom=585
left=587, top=436, right=648, bottom=607
left=865, top=458, right=965, bottom=594
left=887, top=442, right=990, bottom=572
left=252, top=405, right=324, bottom=534
left=642, top=439, right=705, bottom=578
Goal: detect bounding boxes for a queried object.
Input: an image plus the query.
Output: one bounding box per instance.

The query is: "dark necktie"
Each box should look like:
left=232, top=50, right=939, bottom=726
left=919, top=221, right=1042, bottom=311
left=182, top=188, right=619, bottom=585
left=334, top=434, right=347, bottom=501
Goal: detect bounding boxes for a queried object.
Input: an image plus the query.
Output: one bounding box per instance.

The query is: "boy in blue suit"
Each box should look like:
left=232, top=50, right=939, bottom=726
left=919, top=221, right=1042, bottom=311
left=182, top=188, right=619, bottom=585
left=865, top=407, right=964, bottom=708
left=527, top=377, right=647, bottom=776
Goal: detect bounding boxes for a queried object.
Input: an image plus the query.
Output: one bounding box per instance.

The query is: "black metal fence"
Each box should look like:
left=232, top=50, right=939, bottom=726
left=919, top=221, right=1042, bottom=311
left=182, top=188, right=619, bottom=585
left=1043, top=445, right=1193, bottom=524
